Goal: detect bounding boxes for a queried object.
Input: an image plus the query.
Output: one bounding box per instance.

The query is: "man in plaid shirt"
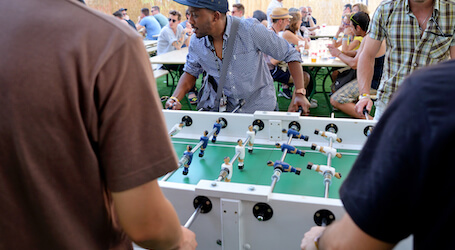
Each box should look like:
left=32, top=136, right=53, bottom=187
left=355, top=0, right=455, bottom=120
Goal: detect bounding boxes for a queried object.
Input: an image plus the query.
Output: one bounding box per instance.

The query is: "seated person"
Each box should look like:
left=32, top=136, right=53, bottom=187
left=268, top=10, right=310, bottom=101
left=332, top=14, right=358, bottom=52
left=331, top=12, right=368, bottom=86
left=136, top=8, right=161, bottom=40
left=299, top=6, right=319, bottom=32
left=252, top=10, right=268, bottom=27
left=158, top=10, right=197, bottom=104
left=328, top=12, right=385, bottom=119
left=352, top=3, right=369, bottom=14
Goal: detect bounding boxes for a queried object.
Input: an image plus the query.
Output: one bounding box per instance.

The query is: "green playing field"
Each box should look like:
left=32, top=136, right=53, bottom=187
left=163, top=138, right=359, bottom=199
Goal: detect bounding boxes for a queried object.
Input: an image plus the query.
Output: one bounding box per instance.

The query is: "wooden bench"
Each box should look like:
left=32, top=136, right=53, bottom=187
left=153, top=69, right=169, bottom=79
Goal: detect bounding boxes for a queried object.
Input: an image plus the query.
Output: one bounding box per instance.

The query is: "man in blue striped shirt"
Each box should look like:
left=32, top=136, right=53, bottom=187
left=166, top=0, right=310, bottom=114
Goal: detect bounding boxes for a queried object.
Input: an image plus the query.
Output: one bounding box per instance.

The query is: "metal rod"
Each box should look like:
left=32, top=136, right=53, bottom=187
left=324, top=137, right=334, bottom=198
left=162, top=125, right=219, bottom=182
left=184, top=204, right=202, bottom=229
left=270, top=175, right=279, bottom=192
left=279, top=136, right=294, bottom=162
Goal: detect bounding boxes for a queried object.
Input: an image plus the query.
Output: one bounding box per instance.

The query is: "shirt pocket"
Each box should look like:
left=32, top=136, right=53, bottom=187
left=429, top=35, right=452, bottom=59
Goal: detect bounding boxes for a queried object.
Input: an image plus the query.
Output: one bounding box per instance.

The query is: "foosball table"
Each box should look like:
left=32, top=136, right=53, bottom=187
left=136, top=110, right=412, bottom=250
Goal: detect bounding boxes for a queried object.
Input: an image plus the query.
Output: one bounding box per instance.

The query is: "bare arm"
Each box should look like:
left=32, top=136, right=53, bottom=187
left=112, top=180, right=196, bottom=250
left=355, top=36, right=382, bottom=115
left=301, top=214, right=395, bottom=250
left=172, top=31, right=186, bottom=50
left=450, top=45, right=455, bottom=59
left=287, top=61, right=310, bottom=114
left=282, top=30, right=303, bottom=48
left=165, top=72, right=197, bottom=109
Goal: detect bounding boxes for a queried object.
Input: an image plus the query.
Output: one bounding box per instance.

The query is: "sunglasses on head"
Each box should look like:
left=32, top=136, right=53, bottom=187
left=350, top=15, right=360, bottom=26
left=168, top=18, right=178, bottom=23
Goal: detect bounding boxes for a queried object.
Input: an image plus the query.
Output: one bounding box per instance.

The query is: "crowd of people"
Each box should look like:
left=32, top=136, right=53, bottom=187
left=3, top=0, right=455, bottom=249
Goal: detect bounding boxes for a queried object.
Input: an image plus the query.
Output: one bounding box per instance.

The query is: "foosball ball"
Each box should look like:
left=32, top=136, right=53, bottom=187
left=136, top=110, right=412, bottom=250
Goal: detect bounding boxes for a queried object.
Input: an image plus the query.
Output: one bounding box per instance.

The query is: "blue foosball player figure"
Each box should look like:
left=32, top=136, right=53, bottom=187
left=183, top=145, right=193, bottom=175
left=282, top=128, right=309, bottom=141
left=212, top=119, right=222, bottom=143
left=199, top=130, right=209, bottom=157
left=267, top=160, right=301, bottom=175
left=275, top=143, right=305, bottom=157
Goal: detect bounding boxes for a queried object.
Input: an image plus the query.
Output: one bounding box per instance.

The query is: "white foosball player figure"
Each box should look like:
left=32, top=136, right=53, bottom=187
left=235, top=139, right=245, bottom=170
left=169, top=122, right=184, bottom=137
left=246, top=125, right=256, bottom=153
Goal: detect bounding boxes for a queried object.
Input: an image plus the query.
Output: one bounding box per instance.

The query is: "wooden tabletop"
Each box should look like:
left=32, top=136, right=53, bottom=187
left=310, top=25, right=340, bottom=39
left=149, top=47, right=188, bottom=65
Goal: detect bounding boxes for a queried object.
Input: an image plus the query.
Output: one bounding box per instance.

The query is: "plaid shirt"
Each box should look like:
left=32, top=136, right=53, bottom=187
left=369, top=0, right=455, bottom=104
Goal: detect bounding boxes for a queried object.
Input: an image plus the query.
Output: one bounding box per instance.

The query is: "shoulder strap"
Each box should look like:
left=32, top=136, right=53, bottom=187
left=215, top=17, right=240, bottom=111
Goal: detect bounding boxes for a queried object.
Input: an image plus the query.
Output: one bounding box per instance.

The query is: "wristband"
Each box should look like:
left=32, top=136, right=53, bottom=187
left=342, top=38, right=348, bottom=41
left=170, top=96, right=180, bottom=103
left=332, top=37, right=337, bottom=41
left=359, top=93, right=371, bottom=100
left=343, top=34, right=348, bottom=38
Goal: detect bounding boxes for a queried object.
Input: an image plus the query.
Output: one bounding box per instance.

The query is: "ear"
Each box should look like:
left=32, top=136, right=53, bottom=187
left=212, top=11, right=221, bottom=22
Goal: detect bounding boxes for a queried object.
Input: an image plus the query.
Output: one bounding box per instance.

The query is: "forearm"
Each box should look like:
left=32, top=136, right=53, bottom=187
left=336, top=51, right=357, bottom=69
left=172, top=72, right=197, bottom=100
left=288, top=61, right=305, bottom=90
left=357, top=53, right=375, bottom=94
left=172, top=34, right=186, bottom=50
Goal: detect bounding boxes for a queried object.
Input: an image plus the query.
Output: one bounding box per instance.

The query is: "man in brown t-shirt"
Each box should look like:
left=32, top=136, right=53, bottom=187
left=0, top=0, right=196, bottom=249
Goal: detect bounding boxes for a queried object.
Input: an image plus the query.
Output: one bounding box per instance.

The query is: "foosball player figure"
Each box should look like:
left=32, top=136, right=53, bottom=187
left=275, top=143, right=305, bottom=157
left=246, top=125, right=256, bottom=153
left=307, top=162, right=342, bottom=179
left=282, top=128, right=309, bottom=141
left=199, top=130, right=209, bottom=157
left=211, top=119, right=222, bottom=143
left=267, top=160, right=301, bottom=175
left=220, top=156, right=233, bottom=182
left=314, top=129, right=342, bottom=143
left=169, top=122, right=184, bottom=137
left=235, top=139, right=246, bottom=170
left=311, top=143, right=342, bottom=158
left=183, top=145, right=193, bottom=175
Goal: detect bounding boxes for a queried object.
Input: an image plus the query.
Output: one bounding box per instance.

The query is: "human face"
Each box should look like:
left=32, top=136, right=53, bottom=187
left=231, top=7, right=242, bottom=17
left=278, top=18, right=290, bottom=31
left=168, top=14, right=180, bottom=29
left=188, top=7, right=216, bottom=38
left=308, top=7, right=313, bottom=15
left=300, top=7, right=308, bottom=19
left=151, top=8, right=158, bottom=15
left=352, top=6, right=359, bottom=13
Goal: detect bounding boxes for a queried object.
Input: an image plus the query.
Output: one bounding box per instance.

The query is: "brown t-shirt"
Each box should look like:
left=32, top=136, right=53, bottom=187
left=0, top=0, right=177, bottom=249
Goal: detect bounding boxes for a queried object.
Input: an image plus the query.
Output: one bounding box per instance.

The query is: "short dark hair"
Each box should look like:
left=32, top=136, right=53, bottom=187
left=141, top=8, right=150, bottom=16
left=351, top=11, right=370, bottom=32
left=186, top=8, right=190, bottom=16
left=252, top=10, right=267, bottom=22
left=151, top=6, right=160, bottom=12
left=344, top=4, right=352, bottom=11
left=232, top=3, right=244, bottom=14
left=113, top=10, right=123, bottom=18
left=169, top=10, right=182, bottom=21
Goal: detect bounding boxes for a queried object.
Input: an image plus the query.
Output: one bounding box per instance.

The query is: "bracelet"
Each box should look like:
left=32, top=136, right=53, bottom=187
left=170, top=96, right=180, bottom=103
left=333, top=37, right=337, bottom=41
left=359, top=93, right=371, bottom=100
left=343, top=34, right=348, bottom=38
left=342, top=38, right=348, bottom=41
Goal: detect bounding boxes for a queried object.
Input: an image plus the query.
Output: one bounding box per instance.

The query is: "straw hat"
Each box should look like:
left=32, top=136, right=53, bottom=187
left=270, top=8, right=292, bottom=19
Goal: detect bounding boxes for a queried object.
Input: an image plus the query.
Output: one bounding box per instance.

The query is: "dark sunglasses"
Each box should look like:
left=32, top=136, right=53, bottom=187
left=168, top=18, right=178, bottom=23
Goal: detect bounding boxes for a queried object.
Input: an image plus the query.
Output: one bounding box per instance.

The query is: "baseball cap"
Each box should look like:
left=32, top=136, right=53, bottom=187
left=270, top=8, right=292, bottom=19
left=119, top=8, right=127, bottom=11
left=173, top=0, right=229, bottom=13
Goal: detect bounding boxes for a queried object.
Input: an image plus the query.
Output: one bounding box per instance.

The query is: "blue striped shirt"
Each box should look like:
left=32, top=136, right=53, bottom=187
left=184, top=16, right=301, bottom=113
